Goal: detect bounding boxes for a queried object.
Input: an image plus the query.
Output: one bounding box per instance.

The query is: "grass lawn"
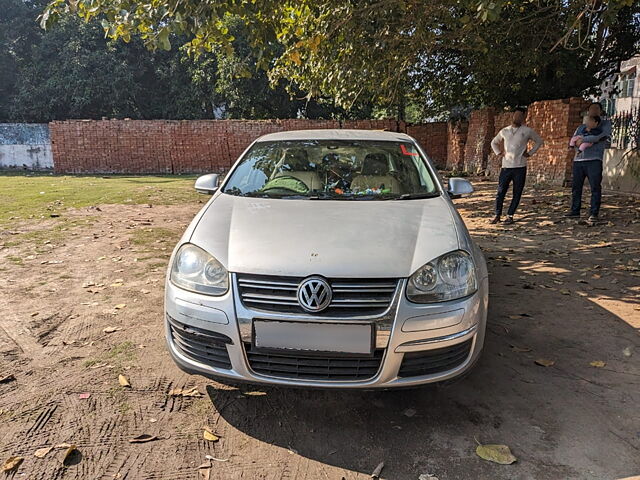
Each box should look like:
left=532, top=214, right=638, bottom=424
left=0, top=173, right=199, bottom=224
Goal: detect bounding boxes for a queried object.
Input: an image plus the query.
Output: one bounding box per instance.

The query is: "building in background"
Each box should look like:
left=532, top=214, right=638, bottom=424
left=600, top=55, right=639, bottom=116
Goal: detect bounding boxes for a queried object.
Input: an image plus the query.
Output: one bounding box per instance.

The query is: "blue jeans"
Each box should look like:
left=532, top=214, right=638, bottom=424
left=495, top=167, right=527, bottom=216
left=571, top=160, right=602, bottom=216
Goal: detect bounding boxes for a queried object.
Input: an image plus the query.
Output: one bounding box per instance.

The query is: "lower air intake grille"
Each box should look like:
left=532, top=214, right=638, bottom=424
left=245, top=343, right=384, bottom=381
left=168, top=315, right=232, bottom=369
left=398, top=339, right=472, bottom=377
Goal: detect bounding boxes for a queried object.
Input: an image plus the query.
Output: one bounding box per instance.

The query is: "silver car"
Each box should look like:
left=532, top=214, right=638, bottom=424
left=165, top=129, right=488, bottom=388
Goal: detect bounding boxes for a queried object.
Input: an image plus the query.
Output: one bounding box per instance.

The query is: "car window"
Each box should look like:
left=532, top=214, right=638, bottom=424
left=222, top=140, right=439, bottom=200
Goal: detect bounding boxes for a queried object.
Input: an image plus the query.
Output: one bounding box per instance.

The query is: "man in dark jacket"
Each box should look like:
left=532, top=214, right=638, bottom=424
left=566, top=102, right=611, bottom=223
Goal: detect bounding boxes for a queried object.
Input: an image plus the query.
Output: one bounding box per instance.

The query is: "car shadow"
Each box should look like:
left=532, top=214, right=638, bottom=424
left=204, top=181, right=639, bottom=480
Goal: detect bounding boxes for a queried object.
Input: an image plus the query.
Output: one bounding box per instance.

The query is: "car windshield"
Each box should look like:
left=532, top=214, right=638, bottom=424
left=221, top=140, right=440, bottom=200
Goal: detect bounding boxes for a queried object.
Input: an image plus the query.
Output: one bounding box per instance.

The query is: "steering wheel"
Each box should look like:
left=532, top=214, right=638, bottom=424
left=261, top=175, right=309, bottom=194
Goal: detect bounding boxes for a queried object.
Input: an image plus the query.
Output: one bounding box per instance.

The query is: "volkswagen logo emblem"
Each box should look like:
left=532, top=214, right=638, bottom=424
left=297, top=277, right=332, bottom=313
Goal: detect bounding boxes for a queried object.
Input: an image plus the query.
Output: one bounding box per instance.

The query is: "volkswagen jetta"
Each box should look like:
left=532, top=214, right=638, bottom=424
left=165, top=129, right=488, bottom=388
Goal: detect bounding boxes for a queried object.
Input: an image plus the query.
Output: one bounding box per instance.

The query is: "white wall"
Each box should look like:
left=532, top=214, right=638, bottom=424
left=603, top=148, right=640, bottom=194
left=0, top=124, right=53, bottom=170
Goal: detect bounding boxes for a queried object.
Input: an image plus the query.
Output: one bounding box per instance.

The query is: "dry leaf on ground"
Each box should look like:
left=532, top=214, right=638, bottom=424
left=34, top=447, right=53, bottom=458
left=169, top=387, right=201, bottom=397
left=243, top=391, right=267, bottom=396
left=103, top=326, right=122, bottom=333
left=0, top=374, right=16, bottom=383
left=590, top=361, right=606, bottom=368
left=62, top=444, right=78, bottom=467
left=203, top=427, right=219, bottom=442
left=475, top=444, right=517, bottom=465
left=198, top=461, right=212, bottom=480
left=535, top=358, right=555, bottom=367
left=129, top=434, right=158, bottom=444
left=114, top=304, right=126, bottom=310
left=2, top=456, right=24, bottom=472
left=118, top=374, right=131, bottom=387
left=371, top=461, right=385, bottom=478
left=510, top=345, right=532, bottom=353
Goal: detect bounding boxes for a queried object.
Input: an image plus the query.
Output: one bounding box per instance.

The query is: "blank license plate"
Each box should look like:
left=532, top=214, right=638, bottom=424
left=253, top=320, right=373, bottom=355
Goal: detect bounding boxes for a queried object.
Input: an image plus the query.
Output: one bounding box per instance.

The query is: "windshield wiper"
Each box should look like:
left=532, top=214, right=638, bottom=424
left=394, top=192, right=441, bottom=200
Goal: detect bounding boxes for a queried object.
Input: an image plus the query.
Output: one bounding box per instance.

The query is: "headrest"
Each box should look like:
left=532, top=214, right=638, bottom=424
left=361, top=153, right=389, bottom=175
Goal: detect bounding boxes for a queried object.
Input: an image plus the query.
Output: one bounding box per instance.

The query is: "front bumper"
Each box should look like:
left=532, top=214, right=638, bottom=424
left=164, top=275, right=488, bottom=389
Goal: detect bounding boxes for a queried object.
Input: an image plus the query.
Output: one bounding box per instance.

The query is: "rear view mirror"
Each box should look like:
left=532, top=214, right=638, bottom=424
left=195, top=174, right=219, bottom=195
left=447, top=177, right=474, bottom=199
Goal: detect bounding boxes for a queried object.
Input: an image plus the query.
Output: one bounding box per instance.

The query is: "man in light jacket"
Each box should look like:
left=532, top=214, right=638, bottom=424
left=490, top=107, right=544, bottom=224
left=566, top=102, right=611, bottom=223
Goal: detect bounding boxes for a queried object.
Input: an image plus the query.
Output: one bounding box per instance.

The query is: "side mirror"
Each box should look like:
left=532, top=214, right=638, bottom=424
left=195, top=174, right=219, bottom=195
left=447, top=177, right=474, bottom=199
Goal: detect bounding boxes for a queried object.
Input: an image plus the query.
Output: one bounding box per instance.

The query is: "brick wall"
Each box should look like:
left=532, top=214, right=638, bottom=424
left=51, top=119, right=342, bottom=174
left=463, top=108, right=495, bottom=173
left=406, top=122, right=448, bottom=168
left=485, top=97, right=590, bottom=185
left=51, top=118, right=449, bottom=174
left=446, top=121, right=468, bottom=170
left=50, top=97, right=593, bottom=179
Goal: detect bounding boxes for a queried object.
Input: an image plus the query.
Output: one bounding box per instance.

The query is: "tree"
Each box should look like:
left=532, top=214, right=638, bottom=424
left=1, top=0, right=359, bottom=122
left=41, top=0, right=640, bottom=119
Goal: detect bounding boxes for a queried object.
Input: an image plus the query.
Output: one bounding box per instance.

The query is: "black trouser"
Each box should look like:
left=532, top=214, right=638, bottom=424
left=570, top=160, right=602, bottom=216
left=495, top=167, right=527, bottom=216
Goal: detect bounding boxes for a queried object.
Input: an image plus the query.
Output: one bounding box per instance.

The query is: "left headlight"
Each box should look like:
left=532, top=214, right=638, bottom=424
left=407, top=250, right=477, bottom=303
left=170, top=244, right=229, bottom=296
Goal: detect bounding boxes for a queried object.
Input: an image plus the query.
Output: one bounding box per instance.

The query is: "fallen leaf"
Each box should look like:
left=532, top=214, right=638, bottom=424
left=34, top=447, right=53, bottom=458
left=114, top=304, right=126, bottom=310
left=0, top=374, right=16, bottom=383
left=243, top=391, right=267, bottom=396
left=535, top=358, right=555, bottom=367
left=560, top=289, right=571, bottom=295
left=31, top=312, right=39, bottom=317
left=169, top=387, right=201, bottom=397
left=419, top=475, right=439, bottom=480
left=62, top=444, right=78, bottom=467
left=129, top=434, right=158, bottom=444
left=403, top=408, right=417, bottom=417
left=198, top=461, right=212, bottom=480
left=2, top=456, right=24, bottom=472
left=510, top=345, right=532, bottom=353
left=103, top=326, right=122, bottom=334
left=371, top=461, right=385, bottom=478
left=475, top=444, right=517, bottom=465
left=203, top=427, right=219, bottom=442
left=54, top=443, right=72, bottom=449
left=118, top=374, right=131, bottom=387
left=623, top=347, right=633, bottom=358
left=590, top=360, right=606, bottom=368
left=140, top=289, right=151, bottom=294
left=78, top=392, right=91, bottom=399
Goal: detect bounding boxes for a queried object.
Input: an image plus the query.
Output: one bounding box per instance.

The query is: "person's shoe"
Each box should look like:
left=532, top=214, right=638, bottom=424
left=564, top=212, right=580, bottom=218
left=587, top=214, right=599, bottom=223
left=490, top=215, right=501, bottom=224
left=503, top=215, right=514, bottom=225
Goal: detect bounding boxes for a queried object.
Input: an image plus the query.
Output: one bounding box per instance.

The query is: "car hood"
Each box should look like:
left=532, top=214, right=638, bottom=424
left=189, top=193, right=461, bottom=278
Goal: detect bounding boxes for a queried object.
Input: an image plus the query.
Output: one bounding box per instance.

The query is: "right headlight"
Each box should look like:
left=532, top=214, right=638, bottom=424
left=170, top=243, right=229, bottom=296
left=407, top=250, right=477, bottom=303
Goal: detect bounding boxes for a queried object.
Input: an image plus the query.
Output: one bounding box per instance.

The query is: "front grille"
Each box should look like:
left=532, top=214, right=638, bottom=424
left=398, top=339, right=472, bottom=378
left=236, top=274, right=397, bottom=316
left=244, top=343, right=384, bottom=381
left=167, top=315, right=233, bottom=369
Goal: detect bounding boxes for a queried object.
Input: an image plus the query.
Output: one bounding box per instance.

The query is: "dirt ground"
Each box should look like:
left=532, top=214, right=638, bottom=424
left=0, top=177, right=639, bottom=480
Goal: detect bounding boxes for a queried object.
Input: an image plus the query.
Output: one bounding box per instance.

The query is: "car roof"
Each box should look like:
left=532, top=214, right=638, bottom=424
left=255, top=129, right=415, bottom=142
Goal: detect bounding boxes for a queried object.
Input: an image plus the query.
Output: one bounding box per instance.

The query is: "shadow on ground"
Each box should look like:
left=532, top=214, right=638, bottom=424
left=207, top=182, right=639, bottom=480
